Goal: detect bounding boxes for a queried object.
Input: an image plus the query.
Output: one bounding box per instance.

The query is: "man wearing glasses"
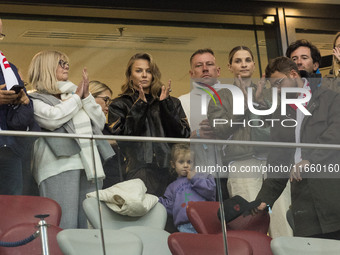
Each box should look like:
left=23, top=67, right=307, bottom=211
left=0, top=18, right=38, bottom=195
left=255, top=56, right=340, bottom=240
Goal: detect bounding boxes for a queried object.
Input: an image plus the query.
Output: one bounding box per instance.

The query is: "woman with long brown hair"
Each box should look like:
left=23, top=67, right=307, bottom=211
left=108, top=53, right=190, bottom=196
left=209, top=46, right=292, bottom=238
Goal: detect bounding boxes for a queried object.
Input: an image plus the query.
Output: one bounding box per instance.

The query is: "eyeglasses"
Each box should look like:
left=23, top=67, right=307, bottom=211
left=0, top=33, right=5, bottom=40
left=97, top=96, right=112, bottom=106
left=58, top=59, right=69, bottom=69
left=272, top=77, right=286, bottom=87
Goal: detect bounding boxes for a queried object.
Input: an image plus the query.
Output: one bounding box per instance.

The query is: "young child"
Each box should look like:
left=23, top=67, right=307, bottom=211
left=159, top=143, right=216, bottom=233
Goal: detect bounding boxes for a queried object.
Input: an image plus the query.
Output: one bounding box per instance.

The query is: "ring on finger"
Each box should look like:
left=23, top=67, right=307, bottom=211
left=169, top=89, right=172, bottom=92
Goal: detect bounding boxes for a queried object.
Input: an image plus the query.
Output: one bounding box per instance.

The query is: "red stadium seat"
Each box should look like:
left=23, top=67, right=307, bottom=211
left=168, top=232, right=253, bottom=255
left=0, top=195, right=62, bottom=236
left=186, top=201, right=273, bottom=255
left=0, top=195, right=63, bottom=254
left=187, top=201, right=270, bottom=234
left=228, top=230, right=273, bottom=255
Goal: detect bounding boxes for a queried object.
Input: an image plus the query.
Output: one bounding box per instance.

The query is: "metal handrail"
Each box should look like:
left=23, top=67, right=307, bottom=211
left=1, top=130, right=340, bottom=150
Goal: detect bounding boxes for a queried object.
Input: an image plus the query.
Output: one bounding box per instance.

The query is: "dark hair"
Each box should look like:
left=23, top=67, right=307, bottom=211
left=228, top=46, right=254, bottom=65
left=190, top=48, right=215, bottom=65
left=120, top=52, right=162, bottom=98
left=286, top=39, right=321, bottom=65
left=265, top=56, right=299, bottom=78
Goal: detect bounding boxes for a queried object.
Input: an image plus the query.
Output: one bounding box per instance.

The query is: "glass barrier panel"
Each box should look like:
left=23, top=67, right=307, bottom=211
left=1, top=131, right=340, bottom=254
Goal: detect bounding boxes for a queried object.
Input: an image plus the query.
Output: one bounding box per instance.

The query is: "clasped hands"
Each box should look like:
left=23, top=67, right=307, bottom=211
left=235, top=74, right=267, bottom=108
left=75, top=68, right=90, bottom=99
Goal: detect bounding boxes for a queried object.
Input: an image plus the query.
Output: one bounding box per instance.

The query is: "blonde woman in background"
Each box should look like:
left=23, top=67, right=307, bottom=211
left=322, top=32, right=340, bottom=92
left=89, top=80, right=125, bottom=188
left=29, top=50, right=114, bottom=229
left=89, top=80, right=112, bottom=115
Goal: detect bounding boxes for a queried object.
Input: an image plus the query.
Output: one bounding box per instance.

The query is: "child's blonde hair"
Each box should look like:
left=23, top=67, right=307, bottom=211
left=170, top=143, right=192, bottom=175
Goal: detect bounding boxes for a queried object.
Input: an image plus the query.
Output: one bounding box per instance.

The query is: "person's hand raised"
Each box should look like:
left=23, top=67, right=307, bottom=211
left=235, top=75, right=248, bottom=109
left=255, top=74, right=266, bottom=105
left=75, top=67, right=89, bottom=99
left=138, top=83, right=147, bottom=102
left=75, top=79, right=84, bottom=98
left=333, top=46, right=340, bottom=64
left=160, top=79, right=171, bottom=101
left=82, top=67, right=89, bottom=98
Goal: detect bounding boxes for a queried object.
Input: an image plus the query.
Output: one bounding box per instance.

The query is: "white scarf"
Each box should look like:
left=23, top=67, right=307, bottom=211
left=58, top=81, right=105, bottom=181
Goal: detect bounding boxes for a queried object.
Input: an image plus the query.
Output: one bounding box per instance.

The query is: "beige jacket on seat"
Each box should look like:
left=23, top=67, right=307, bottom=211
left=87, top=178, right=158, bottom=217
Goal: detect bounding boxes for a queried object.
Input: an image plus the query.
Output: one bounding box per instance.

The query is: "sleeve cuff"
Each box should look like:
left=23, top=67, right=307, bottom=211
left=72, top=94, right=83, bottom=108
left=81, top=93, right=95, bottom=105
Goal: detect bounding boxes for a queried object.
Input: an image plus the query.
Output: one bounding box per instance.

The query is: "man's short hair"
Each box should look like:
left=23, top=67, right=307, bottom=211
left=265, top=56, right=299, bottom=78
left=189, top=48, right=215, bottom=65
left=286, top=39, right=321, bottom=65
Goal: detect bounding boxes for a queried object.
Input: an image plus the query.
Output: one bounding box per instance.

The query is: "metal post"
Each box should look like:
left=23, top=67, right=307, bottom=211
left=91, top=139, right=106, bottom=255
left=214, top=145, right=228, bottom=255
left=35, top=214, right=50, bottom=255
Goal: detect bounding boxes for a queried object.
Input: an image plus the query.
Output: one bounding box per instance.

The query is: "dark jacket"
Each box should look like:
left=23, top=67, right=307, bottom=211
left=108, top=92, right=190, bottom=172
left=208, top=82, right=271, bottom=162
left=321, top=73, right=340, bottom=94
left=0, top=63, right=40, bottom=157
left=256, top=80, right=340, bottom=237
